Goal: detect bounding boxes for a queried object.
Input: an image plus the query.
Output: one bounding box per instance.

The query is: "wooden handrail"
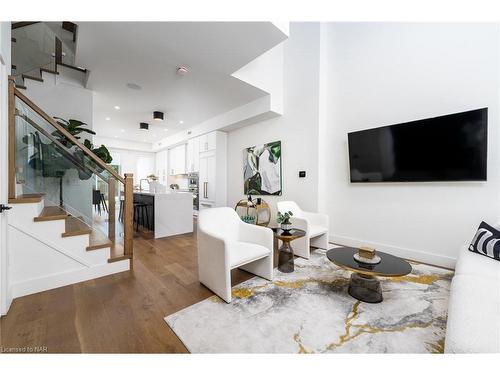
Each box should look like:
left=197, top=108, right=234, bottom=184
left=15, top=110, right=109, bottom=183
left=12, top=85, right=124, bottom=184
left=8, top=76, right=133, bottom=265
left=123, top=173, right=134, bottom=266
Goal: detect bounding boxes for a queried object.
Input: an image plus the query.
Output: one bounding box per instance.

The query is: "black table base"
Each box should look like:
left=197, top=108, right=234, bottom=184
left=348, top=273, right=383, bottom=303
left=278, top=243, right=294, bottom=273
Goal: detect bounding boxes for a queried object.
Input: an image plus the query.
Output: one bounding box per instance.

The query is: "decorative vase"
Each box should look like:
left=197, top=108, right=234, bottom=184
left=281, top=222, right=292, bottom=233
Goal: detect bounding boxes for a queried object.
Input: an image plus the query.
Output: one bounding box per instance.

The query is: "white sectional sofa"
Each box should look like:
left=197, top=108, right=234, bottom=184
left=445, top=245, right=500, bottom=353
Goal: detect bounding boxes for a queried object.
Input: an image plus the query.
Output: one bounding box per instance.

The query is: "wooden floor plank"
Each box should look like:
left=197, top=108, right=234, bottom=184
left=0, top=220, right=258, bottom=353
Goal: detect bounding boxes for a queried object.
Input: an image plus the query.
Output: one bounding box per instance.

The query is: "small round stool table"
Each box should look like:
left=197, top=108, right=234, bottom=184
left=272, top=228, right=306, bottom=273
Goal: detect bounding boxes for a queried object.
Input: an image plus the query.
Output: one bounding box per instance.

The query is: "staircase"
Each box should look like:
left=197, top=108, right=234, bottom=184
left=11, top=21, right=87, bottom=90
left=7, top=193, right=130, bottom=298
left=6, top=22, right=135, bottom=300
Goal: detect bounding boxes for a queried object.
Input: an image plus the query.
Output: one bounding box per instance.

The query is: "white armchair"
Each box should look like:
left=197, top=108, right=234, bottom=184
left=197, top=207, right=274, bottom=303
left=276, top=201, right=329, bottom=259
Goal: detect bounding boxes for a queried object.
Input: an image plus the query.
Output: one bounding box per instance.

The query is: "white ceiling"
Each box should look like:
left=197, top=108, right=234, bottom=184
left=75, top=22, right=287, bottom=143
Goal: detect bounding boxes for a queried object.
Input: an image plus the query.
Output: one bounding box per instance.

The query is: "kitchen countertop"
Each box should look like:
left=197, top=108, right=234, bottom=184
left=133, top=190, right=192, bottom=197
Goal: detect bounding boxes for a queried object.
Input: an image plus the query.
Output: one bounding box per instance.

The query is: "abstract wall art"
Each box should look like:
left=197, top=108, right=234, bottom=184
left=243, top=140, right=282, bottom=195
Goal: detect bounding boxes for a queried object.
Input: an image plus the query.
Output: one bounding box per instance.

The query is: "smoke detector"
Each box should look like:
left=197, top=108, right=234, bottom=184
left=177, top=66, right=189, bottom=75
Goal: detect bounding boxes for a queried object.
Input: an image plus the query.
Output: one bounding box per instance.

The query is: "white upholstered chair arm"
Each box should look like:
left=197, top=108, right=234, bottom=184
left=239, top=222, right=274, bottom=251
left=197, top=227, right=229, bottom=268
left=302, top=211, right=329, bottom=229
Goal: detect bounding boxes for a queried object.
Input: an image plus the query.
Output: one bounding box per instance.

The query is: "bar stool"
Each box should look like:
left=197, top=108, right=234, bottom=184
left=133, top=203, right=149, bottom=232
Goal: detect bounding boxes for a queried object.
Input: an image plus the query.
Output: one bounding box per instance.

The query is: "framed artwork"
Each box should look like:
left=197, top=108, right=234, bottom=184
left=243, top=140, right=282, bottom=195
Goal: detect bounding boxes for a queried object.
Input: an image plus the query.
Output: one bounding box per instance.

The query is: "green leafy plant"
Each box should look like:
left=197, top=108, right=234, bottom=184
left=52, top=117, right=96, bottom=147
left=276, top=211, right=293, bottom=225
left=83, top=139, right=112, bottom=164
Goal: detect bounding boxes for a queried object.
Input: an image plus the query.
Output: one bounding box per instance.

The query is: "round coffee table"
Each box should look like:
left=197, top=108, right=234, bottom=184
left=326, top=247, right=412, bottom=303
left=272, top=228, right=306, bottom=273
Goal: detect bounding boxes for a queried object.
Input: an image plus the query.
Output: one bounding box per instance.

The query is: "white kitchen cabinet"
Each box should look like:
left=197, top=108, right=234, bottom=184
left=198, top=131, right=226, bottom=208
left=199, top=151, right=216, bottom=203
left=186, top=137, right=200, bottom=173
left=168, top=143, right=187, bottom=175
left=198, top=132, right=216, bottom=152
left=155, top=150, right=168, bottom=184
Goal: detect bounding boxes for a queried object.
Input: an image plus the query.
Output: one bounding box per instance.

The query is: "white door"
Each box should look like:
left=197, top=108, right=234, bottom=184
left=0, top=49, right=9, bottom=315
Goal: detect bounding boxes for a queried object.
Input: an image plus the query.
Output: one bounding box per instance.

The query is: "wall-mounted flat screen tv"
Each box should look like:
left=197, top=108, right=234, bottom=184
left=348, top=108, right=488, bottom=182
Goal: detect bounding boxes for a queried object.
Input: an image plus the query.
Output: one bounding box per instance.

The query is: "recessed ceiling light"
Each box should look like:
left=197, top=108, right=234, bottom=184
left=114, top=135, right=118, bottom=138
left=179, top=120, right=184, bottom=124
left=126, top=83, right=142, bottom=90
left=164, top=128, right=168, bottom=132
left=177, top=66, right=189, bottom=75
left=120, top=129, right=125, bottom=132
left=105, top=117, right=111, bottom=121
left=114, top=106, right=120, bottom=110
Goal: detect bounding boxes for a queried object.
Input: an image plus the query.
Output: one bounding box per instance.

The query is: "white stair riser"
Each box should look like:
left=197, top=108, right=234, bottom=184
left=56, top=65, right=86, bottom=87
left=8, top=200, right=44, bottom=218
left=10, top=212, right=66, bottom=239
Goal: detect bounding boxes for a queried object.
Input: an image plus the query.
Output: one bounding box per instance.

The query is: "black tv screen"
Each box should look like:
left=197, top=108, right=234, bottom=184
left=348, top=108, right=488, bottom=183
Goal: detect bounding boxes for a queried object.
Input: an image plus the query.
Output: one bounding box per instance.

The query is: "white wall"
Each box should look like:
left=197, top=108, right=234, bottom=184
left=319, top=23, right=500, bottom=267
left=0, top=21, right=12, bottom=315
left=226, top=23, right=321, bottom=219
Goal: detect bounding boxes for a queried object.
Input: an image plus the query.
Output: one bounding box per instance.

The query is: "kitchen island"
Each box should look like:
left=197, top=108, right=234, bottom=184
left=133, top=190, right=193, bottom=238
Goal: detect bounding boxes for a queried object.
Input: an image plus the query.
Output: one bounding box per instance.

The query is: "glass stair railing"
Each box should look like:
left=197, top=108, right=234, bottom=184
left=9, top=80, right=134, bottom=262
left=11, top=22, right=78, bottom=87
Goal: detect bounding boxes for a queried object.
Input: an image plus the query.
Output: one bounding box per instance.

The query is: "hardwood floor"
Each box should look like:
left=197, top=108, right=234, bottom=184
left=0, top=221, right=260, bottom=353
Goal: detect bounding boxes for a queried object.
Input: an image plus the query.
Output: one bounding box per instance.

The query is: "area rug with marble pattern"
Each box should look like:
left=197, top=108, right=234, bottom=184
left=165, top=248, right=453, bottom=353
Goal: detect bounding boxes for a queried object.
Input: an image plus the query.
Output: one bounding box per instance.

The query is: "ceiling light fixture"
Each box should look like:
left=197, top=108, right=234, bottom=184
left=120, top=129, right=125, bottom=132
left=177, top=66, right=189, bottom=75
left=164, top=128, right=168, bottom=132
left=105, top=117, right=111, bottom=121
left=153, top=111, right=164, bottom=121
left=114, top=106, right=120, bottom=110
left=140, top=122, right=149, bottom=130
left=179, top=120, right=184, bottom=124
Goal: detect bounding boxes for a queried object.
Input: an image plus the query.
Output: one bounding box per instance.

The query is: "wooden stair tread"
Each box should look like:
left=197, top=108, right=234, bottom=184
left=57, top=62, right=87, bottom=73
left=40, top=68, right=59, bottom=75
left=62, top=216, right=92, bottom=237
left=87, top=230, right=113, bottom=251
left=22, top=74, right=43, bottom=83
left=108, top=243, right=132, bottom=263
left=9, top=193, right=44, bottom=204
left=34, top=206, right=69, bottom=221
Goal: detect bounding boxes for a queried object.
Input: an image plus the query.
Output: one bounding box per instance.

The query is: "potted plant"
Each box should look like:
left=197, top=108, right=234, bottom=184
left=277, top=211, right=293, bottom=233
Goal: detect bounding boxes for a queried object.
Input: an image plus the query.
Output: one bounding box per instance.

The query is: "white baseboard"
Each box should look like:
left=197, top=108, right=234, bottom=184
left=330, top=234, right=456, bottom=269
left=10, top=260, right=130, bottom=300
